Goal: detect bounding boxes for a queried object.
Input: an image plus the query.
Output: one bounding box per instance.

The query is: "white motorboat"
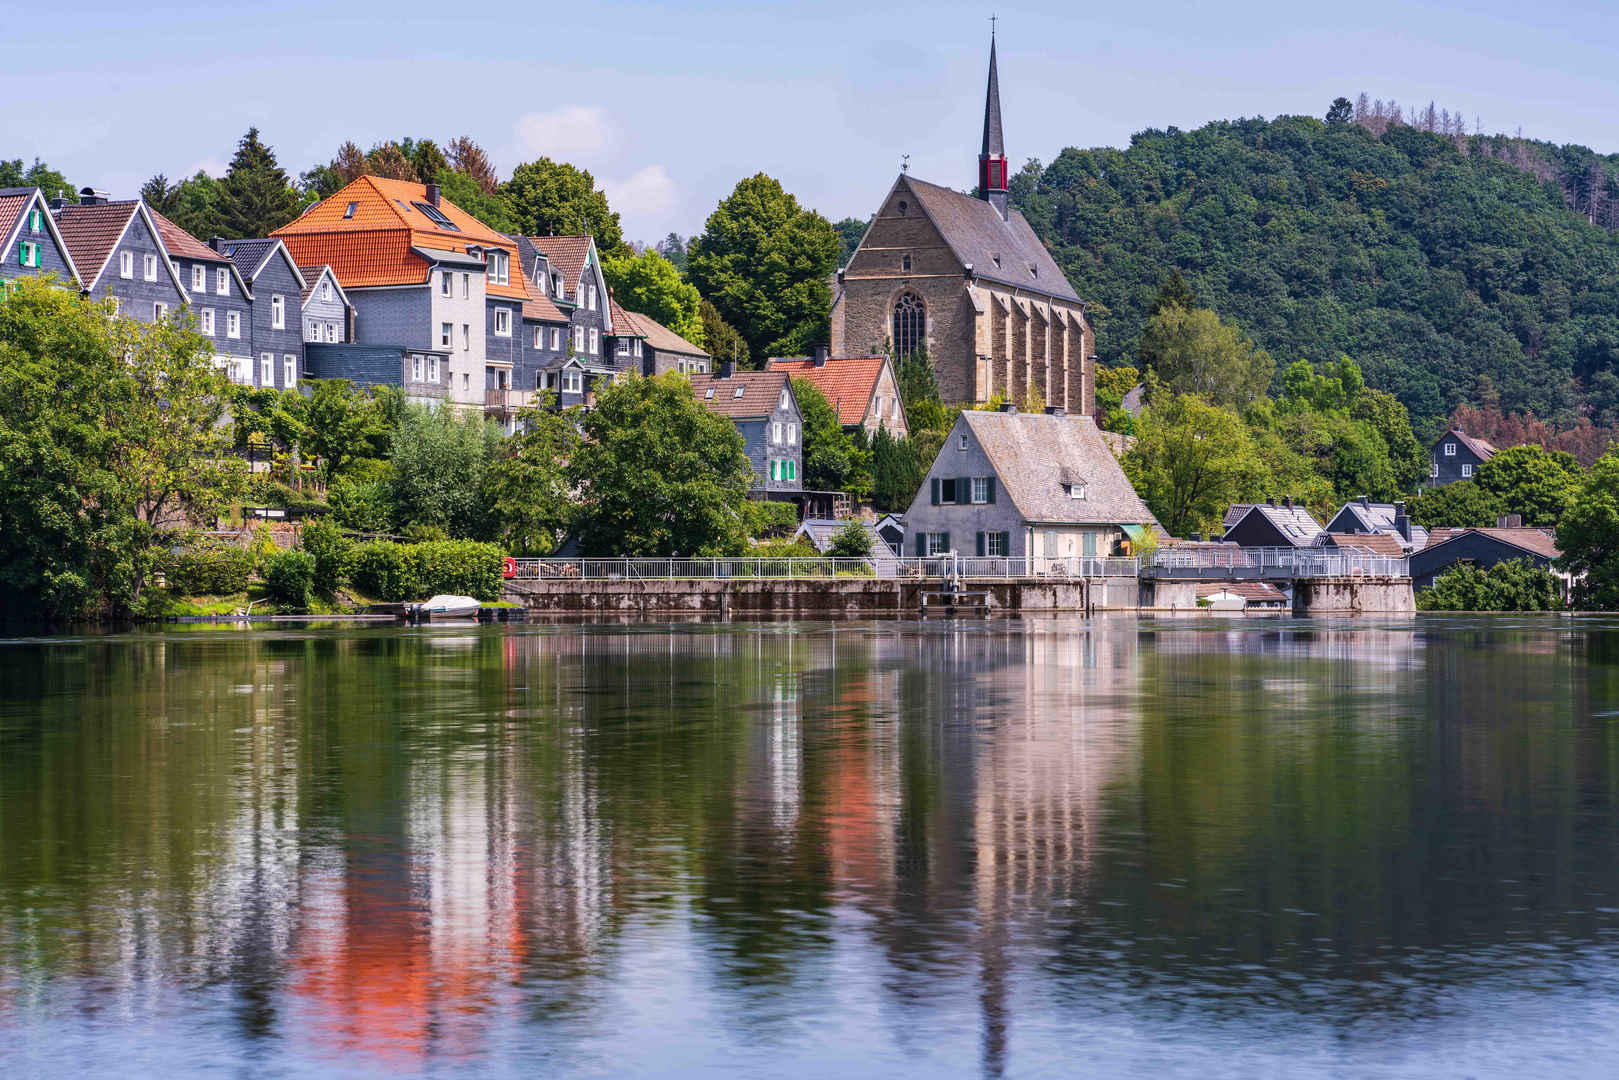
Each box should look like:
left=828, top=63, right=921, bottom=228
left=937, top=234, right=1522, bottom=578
left=410, top=595, right=482, bottom=620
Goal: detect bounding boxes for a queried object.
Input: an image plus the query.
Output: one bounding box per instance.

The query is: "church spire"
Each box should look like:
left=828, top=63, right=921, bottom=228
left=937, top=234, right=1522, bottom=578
left=978, top=32, right=1009, bottom=220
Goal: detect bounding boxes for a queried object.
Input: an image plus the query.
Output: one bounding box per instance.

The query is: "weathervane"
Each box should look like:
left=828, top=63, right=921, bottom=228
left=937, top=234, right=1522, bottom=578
left=990, top=13, right=997, bottom=36
left=902, top=154, right=910, bottom=174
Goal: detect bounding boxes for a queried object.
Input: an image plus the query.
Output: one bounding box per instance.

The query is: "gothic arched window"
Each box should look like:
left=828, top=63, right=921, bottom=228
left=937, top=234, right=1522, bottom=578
left=893, top=291, right=925, bottom=357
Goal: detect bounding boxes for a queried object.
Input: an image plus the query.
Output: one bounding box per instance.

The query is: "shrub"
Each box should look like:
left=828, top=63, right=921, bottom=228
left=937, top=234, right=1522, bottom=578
left=742, top=500, right=799, bottom=539
left=402, top=522, right=449, bottom=543
left=167, top=540, right=253, bottom=596
left=344, top=539, right=505, bottom=602
left=328, top=476, right=395, bottom=533
left=246, top=523, right=282, bottom=574
left=299, top=518, right=352, bottom=596
left=248, top=477, right=324, bottom=510
left=346, top=541, right=411, bottom=601
left=266, top=549, right=316, bottom=611
left=827, top=520, right=875, bottom=557
left=750, top=538, right=818, bottom=558
left=1417, top=559, right=1563, bottom=611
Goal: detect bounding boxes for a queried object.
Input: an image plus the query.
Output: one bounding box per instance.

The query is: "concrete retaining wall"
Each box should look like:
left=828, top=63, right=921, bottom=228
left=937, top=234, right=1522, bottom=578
left=1293, top=577, right=1415, bottom=615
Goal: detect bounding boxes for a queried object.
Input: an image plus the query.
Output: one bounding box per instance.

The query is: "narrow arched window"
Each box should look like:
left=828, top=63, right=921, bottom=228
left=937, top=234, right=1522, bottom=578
left=902, top=254, right=912, bottom=272
left=893, top=290, right=925, bottom=357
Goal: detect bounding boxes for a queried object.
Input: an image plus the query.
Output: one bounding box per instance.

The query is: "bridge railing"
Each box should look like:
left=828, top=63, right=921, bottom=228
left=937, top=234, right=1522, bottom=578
left=508, top=555, right=1141, bottom=581
left=1141, top=546, right=1407, bottom=578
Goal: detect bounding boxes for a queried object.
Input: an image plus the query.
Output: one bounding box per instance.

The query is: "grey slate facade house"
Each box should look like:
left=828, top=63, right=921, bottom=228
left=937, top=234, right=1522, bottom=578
left=298, top=265, right=351, bottom=345
left=52, top=190, right=189, bottom=323
left=0, top=187, right=79, bottom=292
left=504, top=235, right=574, bottom=411
left=1324, top=495, right=1429, bottom=551
left=902, top=407, right=1157, bottom=558
left=1222, top=500, right=1324, bottom=547
left=217, top=237, right=308, bottom=391
left=1428, top=427, right=1496, bottom=486
left=697, top=366, right=803, bottom=493
left=1409, top=526, right=1560, bottom=590
left=608, top=300, right=711, bottom=378
left=302, top=342, right=449, bottom=405
left=152, top=215, right=258, bottom=384
left=525, top=235, right=617, bottom=403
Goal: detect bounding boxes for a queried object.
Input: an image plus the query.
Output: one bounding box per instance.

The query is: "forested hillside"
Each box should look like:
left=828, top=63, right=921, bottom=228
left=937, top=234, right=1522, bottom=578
left=1011, top=109, right=1619, bottom=431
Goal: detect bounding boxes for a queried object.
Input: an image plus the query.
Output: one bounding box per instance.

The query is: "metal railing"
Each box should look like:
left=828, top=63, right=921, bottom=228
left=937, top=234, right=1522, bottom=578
left=484, top=388, right=533, bottom=412
left=1142, top=546, right=1407, bottom=578
left=509, top=555, right=1141, bottom=581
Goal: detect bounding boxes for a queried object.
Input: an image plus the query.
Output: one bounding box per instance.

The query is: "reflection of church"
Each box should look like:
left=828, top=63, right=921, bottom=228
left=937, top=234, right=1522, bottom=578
left=831, top=35, right=1095, bottom=414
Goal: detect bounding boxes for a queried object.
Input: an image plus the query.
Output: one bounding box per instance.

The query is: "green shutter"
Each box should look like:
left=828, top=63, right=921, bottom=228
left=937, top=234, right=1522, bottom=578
left=17, top=243, right=25, bottom=268
left=941, top=532, right=950, bottom=554
left=976, top=532, right=985, bottom=557
left=1001, top=532, right=1011, bottom=556
left=986, top=477, right=995, bottom=504
left=931, top=478, right=940, bottom=505
left=916, top=534, right=926, bottom=556
left=958, top=477, right=970, bottom=504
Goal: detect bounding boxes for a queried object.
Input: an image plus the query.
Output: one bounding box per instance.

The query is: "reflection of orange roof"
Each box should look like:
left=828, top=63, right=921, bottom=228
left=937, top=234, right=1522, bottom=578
left=767, top=356, right=887, bottom=426
left=273, top=175, right=529, bottom=299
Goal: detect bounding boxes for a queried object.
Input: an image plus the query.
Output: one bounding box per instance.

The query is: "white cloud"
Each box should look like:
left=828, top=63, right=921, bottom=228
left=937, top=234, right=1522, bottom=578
left=183, top=156, right=228, bottom=179
left=509, top=105, right=624, bottom=163
left=605, top=165, right=679, bottom=218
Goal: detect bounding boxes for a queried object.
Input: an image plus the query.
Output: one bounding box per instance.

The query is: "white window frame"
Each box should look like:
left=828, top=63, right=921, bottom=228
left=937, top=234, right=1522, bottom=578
left=322, top=281, right=333, bottom=302
left=284, top=354, right=297, bottom=387
left=788, top=423, right=797, bottom=446
left=589, top=328, right=599, bottom=354
left=216, top=268, right=229, bottom=296
left=227, top=310, right=240, bottom=339
left=1444, top=442, right=1456, bottom=456
left=119, top=251, right=134, bottom=279
left=192, top=265, right=205, bottom=291
left=153, top=301, right=167, bottom=320
left=551, top=327, right=562, bottom=351
left=260, top=353, right=274, bottom=386
left=958, top=433, right=969, bottom=451
left=441, top=272, right=453, bottom=297
left=487, top=251, right=509, bottom=287
left=1461, top=463, right=1473, bottom=478
left=461, top=273, right=469, bottom=299
left=927, top=533, right=949, bottom=556
left=325, top=322, right=337, bottom=343
left=772, top=421, right=783, bottom=444
left=461, top=323, right=470, bottom=351
left=271, top=294, right=285, bottom=329
left=143, top=253, right=158, bottom=282
left=441, top=322, right=453, bottom=348
left=617, top=336, right=630, bottom=357
left=564, top=370, right=582, bottom=393
left=634, top=339, right=643, bottom=358
left=494, top=307, right=511, bottom=336
left=985, top=531, right=1007, bottom=557
left=428, top=356, right=439, bottom=383
left=20, top=241, right=38, bottom=267
left=587, top=284, right=597, bottom=311
left=413, top=354, right=424, bottom=381
left=972, top=477, right=989, bottom=504
left=200, top=308, right=215, bottom=336
left=1430, top=462, right=1440, bottom=478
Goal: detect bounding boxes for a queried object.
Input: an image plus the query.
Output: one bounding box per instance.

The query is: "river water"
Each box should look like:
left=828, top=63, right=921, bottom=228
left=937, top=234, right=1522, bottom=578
left=2, top=617, right=1618, bottom=1078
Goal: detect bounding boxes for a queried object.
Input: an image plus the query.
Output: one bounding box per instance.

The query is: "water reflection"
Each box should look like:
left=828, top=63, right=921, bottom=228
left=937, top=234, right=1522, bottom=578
left=2, top=618, right=1619, bottom=1077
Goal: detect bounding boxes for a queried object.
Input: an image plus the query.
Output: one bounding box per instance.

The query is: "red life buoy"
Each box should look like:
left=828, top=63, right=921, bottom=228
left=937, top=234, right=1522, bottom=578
left=503, top=556, right=517, bottom=579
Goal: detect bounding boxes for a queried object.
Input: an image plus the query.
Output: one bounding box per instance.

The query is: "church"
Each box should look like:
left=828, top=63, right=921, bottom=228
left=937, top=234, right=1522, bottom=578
left=830, top=36, right=1095, bottom=415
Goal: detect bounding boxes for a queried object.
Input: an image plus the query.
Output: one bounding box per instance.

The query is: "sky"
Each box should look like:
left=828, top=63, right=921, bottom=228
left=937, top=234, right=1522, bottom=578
left=6, top=0, right=1619, bottom=244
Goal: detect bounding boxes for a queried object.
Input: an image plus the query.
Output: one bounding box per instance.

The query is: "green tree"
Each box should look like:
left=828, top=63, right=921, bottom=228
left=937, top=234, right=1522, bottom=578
left=388, top=404, right=504, bottom=539
left=832, top=216, right=870, bottom=267
left=658, top=233, right=689, bottom=273
left=827, top=519, right=875, bottom=557
left=1474, top=444, right=1582, bottom=527
left=1405, top=480, right=1506, bottom=529
left=793, top=378, right=852, bottom=491
left=432, top=168, right=514, bottom=232
left=406, top=138, right=450, bottom=183
left=1351, top=386, right=1426, bottom=492
left=1124, top=393, right=1267, bottom=537
left=300, top=379, right=399, bottom=477
left=602, top=248, right=704, bottom=345
left=1559, top=453, right=1619, bottom=609
left=0, top=157, right=75, bottom=202
left=0, top=280, right=245, bottom=617
left=568, top=374, right=754, bottom=556
left=1137, top=304, right=1274, bottom=408
left=1325, top=97, right=1354, bottom=125
left=699, top=300, right=749, bottom=368
left=1417, top=559, right=1563, bottom=611
left=1146, top=270, right=1197, bottom=317
left=688, top=173, right=841, bottom=362
left=215, top=128, right=301, bottom=238
left=870, top=424, right=925, bottom=513
left=502, top=158, right=626, bottom=254
left=482, top=399, right=581, bottom=555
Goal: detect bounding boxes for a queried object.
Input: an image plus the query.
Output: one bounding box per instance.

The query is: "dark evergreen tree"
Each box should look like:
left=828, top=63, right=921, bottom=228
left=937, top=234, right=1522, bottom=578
left=215, top=128, right=301, bottom=239
left=1326, top=97, right=1354, bottom=125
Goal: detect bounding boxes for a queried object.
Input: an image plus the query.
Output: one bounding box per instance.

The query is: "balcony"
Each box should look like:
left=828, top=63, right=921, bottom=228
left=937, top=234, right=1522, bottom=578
left=484, top=388, right=533, bottom=413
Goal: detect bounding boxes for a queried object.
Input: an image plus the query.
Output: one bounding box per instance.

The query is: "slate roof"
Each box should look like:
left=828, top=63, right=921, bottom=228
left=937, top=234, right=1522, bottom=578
left=1437, top=428, right=1497, bottom=461
left=696, top=370, right=790, bottom=420
left=1227, top=503, right=1324, bottom=546
left=901, top=176, right=1080, bottom=302
left=959, top=410, right=1156, bottom=526
left=273, top=175, right=529, bottom=299
left=218, top=237, right=278, bottom=278
left=526, top=235, right=592, bottom=297
left=1328, top=498, right=1429, bottom=550
left=1322, top=532, right=1409, bottom=557
left=1422, top=527, right=1560, bottom=559
left=1223, top=504, right=1256, bottom=527
left=766, top=355, right=889, bottom=426
left=1120, top=384, right=1146, bottom=417
left=629, top=309, right=708, bottom=359
left=794, top=518, right=888, bottom=554
left=53, top=200, right=140, bottom=287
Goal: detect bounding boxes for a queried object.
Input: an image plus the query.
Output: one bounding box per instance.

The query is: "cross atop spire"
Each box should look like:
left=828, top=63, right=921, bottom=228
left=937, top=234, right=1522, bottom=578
left=978, top=31, right=1008, bottom=219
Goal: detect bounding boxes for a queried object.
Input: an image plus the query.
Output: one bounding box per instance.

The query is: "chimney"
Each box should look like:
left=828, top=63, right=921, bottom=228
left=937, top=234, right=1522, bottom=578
left=207, top=236, right=223, bottom=252
left=426, top=182, right=441, bottom=206
left=1284, top=496, right=1293, bottom=510
left=1505, top=513, right=1522, bottom=528
left=720, top=360, right=734, bottom=379
left=48, top=193, right=67, bottom=211
left=1358, top=494, right=1370, bottom=507
left=1268, top=497, right=1277, bottom=508
left=77, top=187, right=109, bottom=206
left=1000, top=401, right=1018, bottom=414
left=1190, top=532, right=1202, bottom=543
left=813, top=346, right=829, bottom=367
left=1044, top=406, right=1066, bottom=416
left=1393, top=501, right=1410, bottom=543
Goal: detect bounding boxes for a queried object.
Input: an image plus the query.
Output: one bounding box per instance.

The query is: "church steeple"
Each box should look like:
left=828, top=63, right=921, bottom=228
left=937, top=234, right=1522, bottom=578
left=978, top=32, right=1009, bottom=220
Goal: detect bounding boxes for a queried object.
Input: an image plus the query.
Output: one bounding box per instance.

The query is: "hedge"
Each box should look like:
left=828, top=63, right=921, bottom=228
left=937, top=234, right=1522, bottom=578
left=167, top=541, right=254, bottom=596
left=266, top=549, right=315, bottom=611
left=345, top=540, right=505, bottom=602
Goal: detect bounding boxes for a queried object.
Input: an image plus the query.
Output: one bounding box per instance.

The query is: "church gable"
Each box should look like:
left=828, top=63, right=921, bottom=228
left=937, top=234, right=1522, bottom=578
left=847, top=178, right=962, bottom=281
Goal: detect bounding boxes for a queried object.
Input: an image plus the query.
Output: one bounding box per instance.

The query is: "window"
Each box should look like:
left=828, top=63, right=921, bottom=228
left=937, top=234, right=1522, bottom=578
left=734, top=386, right=745, bottom=399
left=926, top=533, right=949, bottom=556
left=201, top=308, right=215, bottom=336
left=1082, top=531, right=1098, bottom=558
left=787, top=423, right=798, bottom=446
left=413, top=354, right=424, bottom=381
left=1461, top=463, right=1473, bottom=478
left=140, top=253, right=156, bottom=281
left=19, top=241, right=38, bottom=267
left=322, top=281, right=333, bottom=302
left=325, top=322, right=337, bottom=343
left=902, top=254, right=911, bottom=272
left=271, top=295, right=285, bottom=329
left=697, top=362, right=707, bottom=374
left=441, top=322, right=453, bottom=348
left=893, top=290, right=925, bottom=357
left=462, top=372, right=469, bottom=389
left=958, top=434, right=969, bottom=451
left=1444, top=442, right=1456, bottom=456
left=971, top=477, right=989, bottom=504
left=226, top=311, right=240, bottom=338
left=428, top=356, right=439, bottom=382
left=343, top=201, right=358, bottom=219
left=192, top=265, right=205, bottom=291
left=461, top=273, right=469, bottom=298
left=772, top=421, right=783, bottom=444
left=485, top=250, right=508, bottom=285
left=574, top=326, right=584, bottom=354
left=1430, top=462, right=1440, bottom=478
left=1043, top=531, right=1059, bottom=557
left=897, top=199, right=908, bottom=215
left=553, top=273, right=563, bottom=298
left=217, top=268, right=229, bottom=295
left=704, top=387, right=715, bottom=399
left=634, top=339, right=643, bottom=358
left=461, top=324, right=470, bottom=351
left=780, top=389, right=790, bottom=410
left=934, top=477, right=959, bottom=505
left=441, top=272, right=453, bottom=297
left=494, top=308, right=511, bottom=336
left=1068, top=481, right=1087, bottom=500
left=260, top=353, right=274, bottom=386
left=28, top=208, right=41, bottom=232
left=551, top=327, right=562, bottom=351
left=589, top=328, right=599, bottom=354
left=617, top=337, right=630, bottom=356
left=284, top=355, right=297, bottom=387
left=563, top=370, right=581, bottom=393
left=984, top=531, right=1008, bottom=557
left=119, top=251, right=134, bottom=278
left=153, top=301, right=167, bottom=320
left=587, top=284, right=597, bottom=310
left=414, top=202, right=460, bottom=231
left=306, top=318, right=316, bottom=340
left=533, top=326, right=543, bottom=349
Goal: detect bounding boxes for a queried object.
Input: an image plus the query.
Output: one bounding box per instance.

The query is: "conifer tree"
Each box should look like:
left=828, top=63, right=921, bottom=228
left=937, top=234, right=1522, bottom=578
left=215, top=128, right=301, bottom=239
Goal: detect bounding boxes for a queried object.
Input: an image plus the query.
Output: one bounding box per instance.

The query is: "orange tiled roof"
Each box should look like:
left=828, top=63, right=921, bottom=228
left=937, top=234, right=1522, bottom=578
left=273, top=175, right=529, bottom=299
left=521, top=265, right=569, bottom=324
left=696, top=369, right=790, bottom=419
left=148, top=207, right=225, bottom=263
left=54, top=200, right=141, bottom=288
left=626, top=309, right=707, bottom=359
left=608, top=297, right=646, bottom=336
left=0, top=192, right=29, bottom=245
left=767, top=355, right=887, bottom=426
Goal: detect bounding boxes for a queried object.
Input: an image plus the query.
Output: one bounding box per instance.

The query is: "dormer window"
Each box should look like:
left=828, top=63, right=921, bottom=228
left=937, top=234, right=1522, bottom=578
left=992, top=253, right=1001, bottom=269
left=486, top=250, right=509, bottom=287
left=734, top=387, right=745, bottom=399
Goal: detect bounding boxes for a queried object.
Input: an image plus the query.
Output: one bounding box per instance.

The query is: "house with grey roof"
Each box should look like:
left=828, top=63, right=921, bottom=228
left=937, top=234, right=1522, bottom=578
left=1325, top=495, right=1428, bottom=551
left=217, top=236, right=307, bottom=390
left=901, top=406, right=1159, bottom=558
left=298, top=265, right=351, bottom=346
left=1428, top=427, right=1496, bottom=487
left=0, top=187, right=79, bottom=293
left=1221, top=499, right=1324, bottom=547
left=1410, top=525, right=1561, bottom=591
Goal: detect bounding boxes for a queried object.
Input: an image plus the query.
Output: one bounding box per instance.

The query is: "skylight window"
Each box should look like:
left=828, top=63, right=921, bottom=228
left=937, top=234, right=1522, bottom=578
left=734, top=387, right=745, bottom=398
left=343, top=202, right=357, bottom=219
left=396, top=199, right=411, bottom=212
left=705, top=388, right=715, bottom=399
left=414, top=202, right=460, bottom=231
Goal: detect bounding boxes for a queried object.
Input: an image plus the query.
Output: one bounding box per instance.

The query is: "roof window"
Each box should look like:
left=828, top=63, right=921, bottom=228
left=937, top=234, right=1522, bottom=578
left=705, top=388, right=715, bottom=399
left=343, top=202, right=357, bottom=219
left=992, top=252, right=1001, bottom=268
left=396, top=199, right=411, bottom=212
left=414, top=202, right=460, bottom=231
left=734, top=387, right=745, bottom=398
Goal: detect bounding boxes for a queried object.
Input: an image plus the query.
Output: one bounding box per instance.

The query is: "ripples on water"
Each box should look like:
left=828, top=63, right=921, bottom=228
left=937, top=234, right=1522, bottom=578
left=2, top=616, right=1619, bottom=1078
